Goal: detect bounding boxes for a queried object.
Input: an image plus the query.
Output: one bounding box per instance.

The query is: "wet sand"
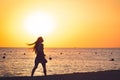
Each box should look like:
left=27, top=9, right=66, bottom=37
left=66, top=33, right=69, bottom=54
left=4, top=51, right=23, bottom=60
left=0, top=70, right=120, bottom=80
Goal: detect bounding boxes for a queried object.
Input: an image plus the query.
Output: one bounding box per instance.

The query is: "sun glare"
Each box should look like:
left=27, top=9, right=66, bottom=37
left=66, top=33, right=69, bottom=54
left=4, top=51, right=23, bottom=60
left=24, top=12, right=56, bottom=36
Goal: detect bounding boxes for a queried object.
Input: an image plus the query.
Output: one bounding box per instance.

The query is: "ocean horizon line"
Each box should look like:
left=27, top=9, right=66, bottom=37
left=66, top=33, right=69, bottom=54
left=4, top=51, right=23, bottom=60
left=0, top=47, right=120, bottom=49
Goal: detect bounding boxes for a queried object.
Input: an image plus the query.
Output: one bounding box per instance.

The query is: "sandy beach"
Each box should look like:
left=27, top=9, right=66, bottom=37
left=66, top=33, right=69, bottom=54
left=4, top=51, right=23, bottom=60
left=0, top=70, right=120, bottom=80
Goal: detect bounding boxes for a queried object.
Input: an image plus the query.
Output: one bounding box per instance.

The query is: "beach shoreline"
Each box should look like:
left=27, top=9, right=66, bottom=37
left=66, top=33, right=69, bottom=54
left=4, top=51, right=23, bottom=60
left=0, top=70, right=120, bottom=80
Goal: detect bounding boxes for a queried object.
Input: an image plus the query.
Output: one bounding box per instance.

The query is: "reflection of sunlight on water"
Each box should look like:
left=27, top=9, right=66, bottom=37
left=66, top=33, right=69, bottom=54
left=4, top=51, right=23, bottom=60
left=0, top=48, right=120, bottom=76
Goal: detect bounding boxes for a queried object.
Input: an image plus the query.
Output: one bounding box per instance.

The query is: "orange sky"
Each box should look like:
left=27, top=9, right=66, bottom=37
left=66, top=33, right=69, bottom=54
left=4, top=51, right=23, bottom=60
left=0, top=0, right=120, bottom=48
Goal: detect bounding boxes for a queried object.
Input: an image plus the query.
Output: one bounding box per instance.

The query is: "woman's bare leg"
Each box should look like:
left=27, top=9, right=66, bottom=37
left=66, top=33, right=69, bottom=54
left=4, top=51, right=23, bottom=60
left=41, top=63, right=47, bottom=76
left=31, top=63, right=39, bottom=77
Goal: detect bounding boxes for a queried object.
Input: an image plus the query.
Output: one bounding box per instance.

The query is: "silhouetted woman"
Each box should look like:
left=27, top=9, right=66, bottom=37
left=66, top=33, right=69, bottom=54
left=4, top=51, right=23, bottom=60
left=28, top=37, right=47, bottom=76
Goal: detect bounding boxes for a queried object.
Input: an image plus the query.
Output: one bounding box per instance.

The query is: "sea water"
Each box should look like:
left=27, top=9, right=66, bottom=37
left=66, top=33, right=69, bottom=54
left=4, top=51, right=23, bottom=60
left=0, top=48, right=120, bottom=77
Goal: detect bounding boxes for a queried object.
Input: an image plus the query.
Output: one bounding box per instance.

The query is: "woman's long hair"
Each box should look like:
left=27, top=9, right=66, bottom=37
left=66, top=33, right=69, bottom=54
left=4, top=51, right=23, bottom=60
left=34, top=37, right=43, bottom=53
left=28, top=37, right=44, bottom=53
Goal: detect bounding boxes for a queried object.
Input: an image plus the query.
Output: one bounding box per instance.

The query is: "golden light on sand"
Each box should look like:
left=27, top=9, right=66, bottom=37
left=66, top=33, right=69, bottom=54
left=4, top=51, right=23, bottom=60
left=24, top=12, right=56, bottom=36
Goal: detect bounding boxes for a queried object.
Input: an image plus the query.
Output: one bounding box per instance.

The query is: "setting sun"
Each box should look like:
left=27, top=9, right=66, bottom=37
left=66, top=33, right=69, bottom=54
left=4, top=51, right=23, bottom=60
left=24, top=12, right=56, bottom=36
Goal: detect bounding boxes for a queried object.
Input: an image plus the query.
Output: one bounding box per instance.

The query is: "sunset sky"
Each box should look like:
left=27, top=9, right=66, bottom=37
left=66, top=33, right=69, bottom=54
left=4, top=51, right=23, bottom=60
left=0, top=0, right=120, bottom=48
